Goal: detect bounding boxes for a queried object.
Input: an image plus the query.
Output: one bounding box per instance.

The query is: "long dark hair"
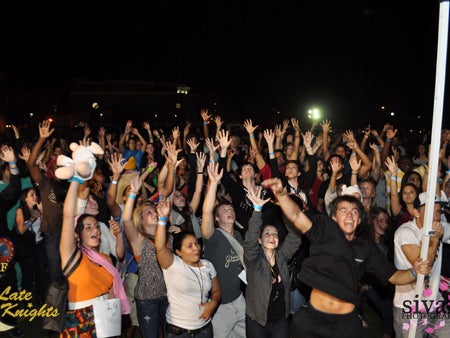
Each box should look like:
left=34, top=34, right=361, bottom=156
left=19, top=187, right=39, bottom=222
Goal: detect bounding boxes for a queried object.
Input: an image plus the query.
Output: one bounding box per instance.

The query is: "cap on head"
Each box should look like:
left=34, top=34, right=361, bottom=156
left=418, top=191, right=448, bottom=208
left=341, top=184, right=363, bottom=202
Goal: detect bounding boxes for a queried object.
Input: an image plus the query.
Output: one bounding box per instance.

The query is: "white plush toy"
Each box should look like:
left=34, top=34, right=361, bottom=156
left=55, top=142, right=104, bottom=182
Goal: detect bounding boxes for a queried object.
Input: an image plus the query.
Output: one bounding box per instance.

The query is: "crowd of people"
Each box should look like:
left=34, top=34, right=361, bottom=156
left=0, top=111, right=449, bottom=338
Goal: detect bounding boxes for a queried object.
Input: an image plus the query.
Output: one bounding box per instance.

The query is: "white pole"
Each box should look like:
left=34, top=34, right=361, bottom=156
left=408, top=1, right=449, bottom=337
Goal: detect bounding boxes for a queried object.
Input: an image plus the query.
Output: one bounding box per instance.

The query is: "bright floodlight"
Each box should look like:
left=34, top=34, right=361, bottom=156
left=307, top=108, right=321, bottom=121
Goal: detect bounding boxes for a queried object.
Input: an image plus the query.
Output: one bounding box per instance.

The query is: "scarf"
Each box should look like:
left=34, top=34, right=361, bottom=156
left=80, top=245, right=131, bottom=314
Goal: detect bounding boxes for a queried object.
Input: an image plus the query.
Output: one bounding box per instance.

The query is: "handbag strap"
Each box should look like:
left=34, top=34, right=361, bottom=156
left=62, top=248, right=82, bottom=278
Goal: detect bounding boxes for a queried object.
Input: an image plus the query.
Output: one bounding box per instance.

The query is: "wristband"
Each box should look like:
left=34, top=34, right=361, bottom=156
left=209, top=159, right=214, bottom=163
left=383, top=128, right=387, bottom=132
left=158, top=221, right=167, bottom=226
left=68, top=177, right=85, bottom=184
left=128, top=194, right=137, bottom=200
left=159, top=216, right=168, bottom=221
left=364, top=135, right=368, bottom=139
left=269, top=151, right=275, bottom=156
left=386, top=138, right=392, bottom=142
left=111, top=180, right=118, bottom=185
left=197, top=172, right=203, bottom=174
left=8, top=161, right=16, bottom=165
left=437, top=178, right=443, bottom=183
left=203, top=121, right=208, bottom=125
left=446, top=170, right=450, bottom=174
left=24, top=220, right=32, bottom=227
left=390, top=176, right=397, bottom=181
left=249, top=134, right=255, bottom=139
left=306, top=147, right=312, bottom=151
left=410, top=268, right=417, bottom=279
left=254, top=205, right=262, bottom=212
left=352, top=171, right=358, bottom=175
left=147, top=165, right=154, bottom=173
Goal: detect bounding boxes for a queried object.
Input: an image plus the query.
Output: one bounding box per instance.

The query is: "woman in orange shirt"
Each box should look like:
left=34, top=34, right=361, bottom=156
left=59, top=177, right=130, bottom=337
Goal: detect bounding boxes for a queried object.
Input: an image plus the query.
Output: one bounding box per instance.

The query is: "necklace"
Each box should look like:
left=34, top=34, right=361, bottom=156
left=187, top=262, right=204, bottom=304
left=268, top=261, right=281, bottom=302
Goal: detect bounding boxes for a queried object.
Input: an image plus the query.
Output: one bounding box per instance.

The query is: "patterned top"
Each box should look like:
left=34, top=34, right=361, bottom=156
left=134, top=238, right=167, bottom=300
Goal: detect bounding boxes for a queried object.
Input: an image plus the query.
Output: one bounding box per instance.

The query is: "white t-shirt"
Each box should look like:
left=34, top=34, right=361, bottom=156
left=393, top=218, right=450, bottom=308
left=163, top=255, right=217, bottom=330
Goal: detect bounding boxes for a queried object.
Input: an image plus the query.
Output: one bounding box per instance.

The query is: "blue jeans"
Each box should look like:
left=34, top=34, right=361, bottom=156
left=166, top=322, right=213, bottom=338
left=44, top=233, right=62, bottom=283
left=135, top=296, right=168, bottom=338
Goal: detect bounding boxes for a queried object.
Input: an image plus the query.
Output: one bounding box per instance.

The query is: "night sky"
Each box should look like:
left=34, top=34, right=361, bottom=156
left=0, top=1, right=445, bottom=129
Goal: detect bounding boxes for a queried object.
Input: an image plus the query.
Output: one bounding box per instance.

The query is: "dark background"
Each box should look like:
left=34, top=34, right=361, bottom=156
left=0, top=1, right=447, bottom=129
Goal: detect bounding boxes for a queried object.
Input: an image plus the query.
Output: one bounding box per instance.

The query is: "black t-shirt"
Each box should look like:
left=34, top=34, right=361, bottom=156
left=299, top=212, right=396, bottom=305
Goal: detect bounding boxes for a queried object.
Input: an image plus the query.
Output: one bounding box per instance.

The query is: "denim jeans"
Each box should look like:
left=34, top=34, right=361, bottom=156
left=166, top=322, right=213, bottom=338
left=135, top=296, right=168, bottom=338
left=44, top=233, right=62, bottom=283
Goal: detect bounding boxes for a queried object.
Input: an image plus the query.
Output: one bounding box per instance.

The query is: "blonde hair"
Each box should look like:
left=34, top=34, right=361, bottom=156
left=132, top=201, right=157, bottom=236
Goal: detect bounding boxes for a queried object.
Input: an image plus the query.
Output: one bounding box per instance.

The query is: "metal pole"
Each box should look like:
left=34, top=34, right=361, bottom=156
left=408, top=1, right=449, bottom=337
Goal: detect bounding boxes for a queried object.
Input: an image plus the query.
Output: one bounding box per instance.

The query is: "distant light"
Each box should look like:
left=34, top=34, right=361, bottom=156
left=381, top=106, right=385, bottom=110
left=100, top=113, right=103, bottom=117
left=29, top=113, right=34, bottom=117
left=308, top=108, right=321, bottom=121
left=92, top=102, right=99, bottom=109
left=417, top=115, right=421, bottom=119
left=390, top=112, right=395, bottom=116
left=154, top=114, right=158, bottom=118
left=174, top=114, right=178, bottom=118
left=48, top=118, right=53, bottom=122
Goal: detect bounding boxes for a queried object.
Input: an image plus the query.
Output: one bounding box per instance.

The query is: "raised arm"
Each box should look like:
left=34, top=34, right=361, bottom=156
left=201, top=109, right=212, bottom=139
left=291, top=118, right=301, bottom=161
left=385, top=155, right=401, bottom=216
left=119, top=120, right=133, bottom=153
left=143, top=121, right=154, bottom=144
left=122, top=172, right=143, bottom=256
left=320, top=119, right=331, bottom=161
left=202, top=163, right=223, bottom=239
left=60, top=180, right=80, bottom=269
left=189, top=151, right=206, bottom=215
left=261, top=178, right=313, bottom=234
left=155, top=198, right=173, bottom=269
left=27, top=120, right=55, bottom=184
left=106, top=153, right=126, bottom=219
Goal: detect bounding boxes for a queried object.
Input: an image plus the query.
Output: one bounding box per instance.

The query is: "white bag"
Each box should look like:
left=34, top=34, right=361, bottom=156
left=93, top=298, right=122, bottom=337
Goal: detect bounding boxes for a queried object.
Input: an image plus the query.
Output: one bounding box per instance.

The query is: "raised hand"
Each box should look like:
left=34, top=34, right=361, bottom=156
left=19, top=146, right=31, bottom=162
left=200, top=109, right=211, bottom=122
left=187, top=137, right=199, bottom=153
left=0, top=145, right=16, bottom=163
left=243, top=119, right=259, bottom=135
left=196, top=152, right=206, bottom=172
left=108, top=152, right=126, bottom=175
left=38, top=120, right=55, bottom=139
left=206, top=162, right=223, bottom=184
